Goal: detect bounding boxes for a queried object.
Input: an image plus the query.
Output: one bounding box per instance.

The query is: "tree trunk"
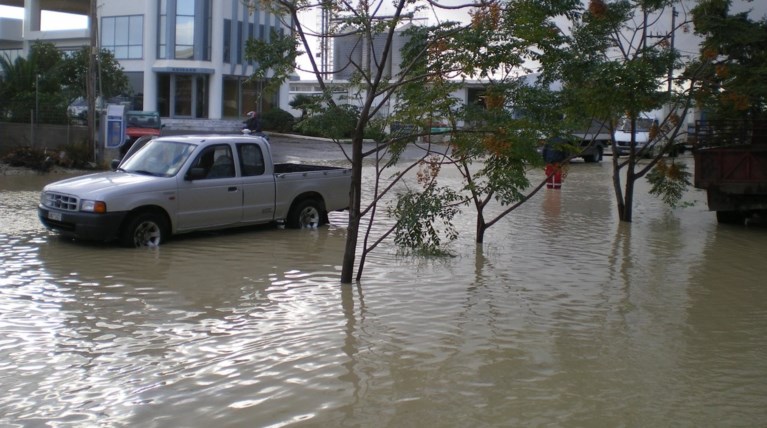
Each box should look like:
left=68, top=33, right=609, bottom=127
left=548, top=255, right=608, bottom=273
left=622, top=164, right=636, bottom=223
left=476, top=212, right=486, bottom=244
left=341, top=136, right=364, bottom=284
left=611, top=144, right=626, bottom=221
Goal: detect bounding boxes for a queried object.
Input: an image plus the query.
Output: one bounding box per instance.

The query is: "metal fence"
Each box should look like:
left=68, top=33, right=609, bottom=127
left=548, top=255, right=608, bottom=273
left=693, top=120, right=767, bottom=147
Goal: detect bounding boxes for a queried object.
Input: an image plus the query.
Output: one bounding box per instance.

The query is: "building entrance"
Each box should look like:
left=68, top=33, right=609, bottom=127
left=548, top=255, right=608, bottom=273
left=158, top=74, right=208, bottom=118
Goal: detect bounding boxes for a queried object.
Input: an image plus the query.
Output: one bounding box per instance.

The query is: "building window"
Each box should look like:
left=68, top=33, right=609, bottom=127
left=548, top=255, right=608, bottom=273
left=159, top=0, right=167, bottom=59
left=175, top=0, right=195, bottom=59
left=223, top=19, right=231, bottom=63
left=101, top=16, right=143, bottom=59
left=237, top=21, right=243, bottom=64
left=158, top=0, right=211, bottom=60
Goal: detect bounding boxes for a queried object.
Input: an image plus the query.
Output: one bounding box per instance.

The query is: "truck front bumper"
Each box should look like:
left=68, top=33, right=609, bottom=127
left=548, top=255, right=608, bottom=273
left=38, top=205, right=128, bottom=242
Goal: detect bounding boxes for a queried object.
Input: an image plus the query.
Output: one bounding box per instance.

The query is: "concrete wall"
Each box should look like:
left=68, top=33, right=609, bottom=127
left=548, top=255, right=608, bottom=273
left=0, top=122, right=90, bottom=154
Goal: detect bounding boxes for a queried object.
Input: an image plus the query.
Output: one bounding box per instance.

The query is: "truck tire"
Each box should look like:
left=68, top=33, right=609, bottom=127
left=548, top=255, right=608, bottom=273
left=121, top=212, right=168, bottom=247
left=584, top=147, right=603, bottom=163
left=287, top=199, right=325, bottom=229
left=716, top=210, right=745, bottom=225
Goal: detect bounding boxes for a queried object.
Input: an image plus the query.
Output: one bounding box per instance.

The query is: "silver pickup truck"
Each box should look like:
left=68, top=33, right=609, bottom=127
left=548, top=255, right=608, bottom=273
left=38, top=135, right=351, bottom=247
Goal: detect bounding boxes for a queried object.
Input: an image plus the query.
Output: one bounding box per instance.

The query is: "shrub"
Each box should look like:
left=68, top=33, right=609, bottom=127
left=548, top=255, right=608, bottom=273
left=1, top=143, right=95, bottom=171
left=1, top=147, right=54, bottom=171
left=295, top=105, right=359, bottom=139
left=58, top=142, right=93, bottom=169
left=261, top=108, right=295, bottom=133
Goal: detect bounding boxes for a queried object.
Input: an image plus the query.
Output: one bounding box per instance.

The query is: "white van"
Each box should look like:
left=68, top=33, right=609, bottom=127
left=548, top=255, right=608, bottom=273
left=614, top=115, right=659, bottom=157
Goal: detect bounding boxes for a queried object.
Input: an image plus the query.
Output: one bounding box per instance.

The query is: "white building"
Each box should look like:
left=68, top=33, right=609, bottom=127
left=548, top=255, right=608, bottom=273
left=0, top=0, right=293, bottom=121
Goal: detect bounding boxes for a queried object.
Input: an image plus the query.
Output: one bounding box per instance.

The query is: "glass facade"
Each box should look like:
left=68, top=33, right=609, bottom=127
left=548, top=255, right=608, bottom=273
left=157, top=74, right=209, bottom=118
left=158, top=0, right=211, bottom=61
left=101, top=16, right=143, bottom=60
left=221, top=77, right=277, bottom=119
left=149, top=0, right=281, bottom=118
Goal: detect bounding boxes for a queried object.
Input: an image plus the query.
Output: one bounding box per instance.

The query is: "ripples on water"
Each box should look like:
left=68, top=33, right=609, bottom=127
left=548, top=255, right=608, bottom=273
left=2, top=159, right=767, bottom=427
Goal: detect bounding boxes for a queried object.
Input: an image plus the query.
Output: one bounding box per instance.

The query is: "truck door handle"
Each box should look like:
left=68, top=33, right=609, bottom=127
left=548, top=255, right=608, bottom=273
left=228, top=186, right=238, bottom=192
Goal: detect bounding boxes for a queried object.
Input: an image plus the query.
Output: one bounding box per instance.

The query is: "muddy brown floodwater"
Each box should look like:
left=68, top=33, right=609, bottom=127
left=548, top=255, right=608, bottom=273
left=1, top=139, right=767, bottom=427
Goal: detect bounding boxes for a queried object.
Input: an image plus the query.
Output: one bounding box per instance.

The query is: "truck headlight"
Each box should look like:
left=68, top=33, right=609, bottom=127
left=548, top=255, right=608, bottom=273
left=81, top=200, right=107, bottom=213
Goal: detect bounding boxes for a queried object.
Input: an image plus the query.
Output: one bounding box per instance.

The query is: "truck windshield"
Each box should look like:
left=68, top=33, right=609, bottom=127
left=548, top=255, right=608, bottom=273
left=618, top=117, right=656, bottom=132
left=126, top=111, right=161, bottom=129
left=120, top=140, right=195, bottom=177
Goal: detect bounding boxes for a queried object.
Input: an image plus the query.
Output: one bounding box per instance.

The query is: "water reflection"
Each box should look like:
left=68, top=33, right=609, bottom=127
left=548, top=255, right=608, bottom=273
left=2, top=157, right=767, bottom=426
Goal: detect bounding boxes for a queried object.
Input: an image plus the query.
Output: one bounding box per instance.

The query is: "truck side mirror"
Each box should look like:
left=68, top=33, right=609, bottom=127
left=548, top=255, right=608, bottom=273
left=186, top=167, right=207, bottom=181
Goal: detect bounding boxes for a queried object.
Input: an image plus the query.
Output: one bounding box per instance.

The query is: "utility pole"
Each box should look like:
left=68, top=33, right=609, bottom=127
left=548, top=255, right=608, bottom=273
left=87, top=0, right=99, bottom=162
left=647, top=6, right=678, bottom=95
left=319, top=2, right=331, bottom=78
left=669, top=6, right=677, bottom=94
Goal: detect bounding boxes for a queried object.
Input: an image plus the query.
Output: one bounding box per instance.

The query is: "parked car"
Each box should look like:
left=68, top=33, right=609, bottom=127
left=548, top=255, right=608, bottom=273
left=66, top=97, right=89, bottom=121
left=38, top=135, right=351, bottom=247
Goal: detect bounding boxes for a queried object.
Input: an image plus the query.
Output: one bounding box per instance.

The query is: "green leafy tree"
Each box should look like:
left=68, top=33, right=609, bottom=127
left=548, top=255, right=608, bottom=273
left=690, top=0, right=767, bottom=121
left=395, top=1, right=579, bottom=244
left=1, top=41, right=129, bottom=124
left=288, top=93, right=321, bottom=119
left=543, top=0, right=701, bottom=221
left=59, top=46, right=130, bottom=102
left=246, top=0, right=513, bottom=282
left=246, top=0, right=595, bottom=280
left=0, top=41, right=68, bottom=124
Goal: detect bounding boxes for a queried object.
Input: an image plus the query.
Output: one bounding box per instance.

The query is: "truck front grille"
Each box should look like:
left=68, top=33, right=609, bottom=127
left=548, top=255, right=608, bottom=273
left=43, top=192, right=79, bottom=211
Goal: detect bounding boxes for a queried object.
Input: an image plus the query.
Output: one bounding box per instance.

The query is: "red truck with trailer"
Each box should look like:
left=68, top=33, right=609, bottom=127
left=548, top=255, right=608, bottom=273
left=693, top=120, right=767, bottom=224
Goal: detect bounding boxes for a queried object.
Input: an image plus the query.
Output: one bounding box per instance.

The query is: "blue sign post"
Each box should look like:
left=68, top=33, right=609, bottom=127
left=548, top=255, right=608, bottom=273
left=105, top=104, right=126, bottom=149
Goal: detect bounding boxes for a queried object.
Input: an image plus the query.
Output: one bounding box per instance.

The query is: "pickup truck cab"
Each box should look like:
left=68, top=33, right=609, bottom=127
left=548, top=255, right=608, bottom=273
left=39, top=135, right=351, bottom=247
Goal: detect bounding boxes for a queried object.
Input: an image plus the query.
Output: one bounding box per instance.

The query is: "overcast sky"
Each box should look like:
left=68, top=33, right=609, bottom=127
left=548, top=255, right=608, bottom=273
left=0, top=5, right=87, bottom=30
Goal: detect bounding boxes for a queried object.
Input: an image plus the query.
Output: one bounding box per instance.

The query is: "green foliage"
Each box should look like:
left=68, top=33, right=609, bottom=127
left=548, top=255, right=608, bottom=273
left=363, top=117, right=388, bottom=143
left=390, top=2, right=588, bottom=241
left=59, top=143, right=94, bottom=169
left=647, top=158, right=692, bottom=207
left=1, top=146, right=53, bottom=171
left=0, top=43, right=69, bottom=124
left=295, top=105, right=359, bottom=139
left=244, top=29, right=301, bottom=94
left=691, top=0, right=767, bottom=120
left=539, top=0, right=694, bottom=221
left=389, top=180, right=462, bottom=256
left=58, top=46, right=130, bottom=101
left=0, top=41, right=129, bottom=124
left=261, top=108, right=295, bottom=133
left=1, top=143, right=95, bottom=171
left=288, top=94, right=321, bottom=118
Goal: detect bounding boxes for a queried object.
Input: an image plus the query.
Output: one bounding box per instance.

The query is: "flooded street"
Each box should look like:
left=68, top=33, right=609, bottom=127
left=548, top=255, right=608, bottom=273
left=2, top=143, right=767, bottom=427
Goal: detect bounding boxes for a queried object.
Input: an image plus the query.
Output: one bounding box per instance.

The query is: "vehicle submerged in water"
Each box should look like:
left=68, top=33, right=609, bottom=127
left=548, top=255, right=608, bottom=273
left=39, top=135, right=351, bottom=247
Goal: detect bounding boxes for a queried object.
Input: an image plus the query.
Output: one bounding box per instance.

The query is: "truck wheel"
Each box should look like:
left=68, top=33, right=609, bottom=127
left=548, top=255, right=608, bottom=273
left=121, top=212, right=168, bottom=247
left=716, top=211, right=745, bottom=225
left=287, top=199, right=325, bottom=229
left=584, top=148, right=603, bottom=163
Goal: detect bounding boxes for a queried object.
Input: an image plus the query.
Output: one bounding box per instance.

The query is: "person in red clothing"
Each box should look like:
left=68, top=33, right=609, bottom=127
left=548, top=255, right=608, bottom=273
left=542, top=137, right=568, bottom=189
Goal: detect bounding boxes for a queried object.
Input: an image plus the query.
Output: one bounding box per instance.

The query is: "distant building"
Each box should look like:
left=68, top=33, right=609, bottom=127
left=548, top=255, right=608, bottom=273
left=0, top=0, right=293, bottom=121
left=332, top=22, right=411, bottom=81
left=284, top=22, right=491, bottom=125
